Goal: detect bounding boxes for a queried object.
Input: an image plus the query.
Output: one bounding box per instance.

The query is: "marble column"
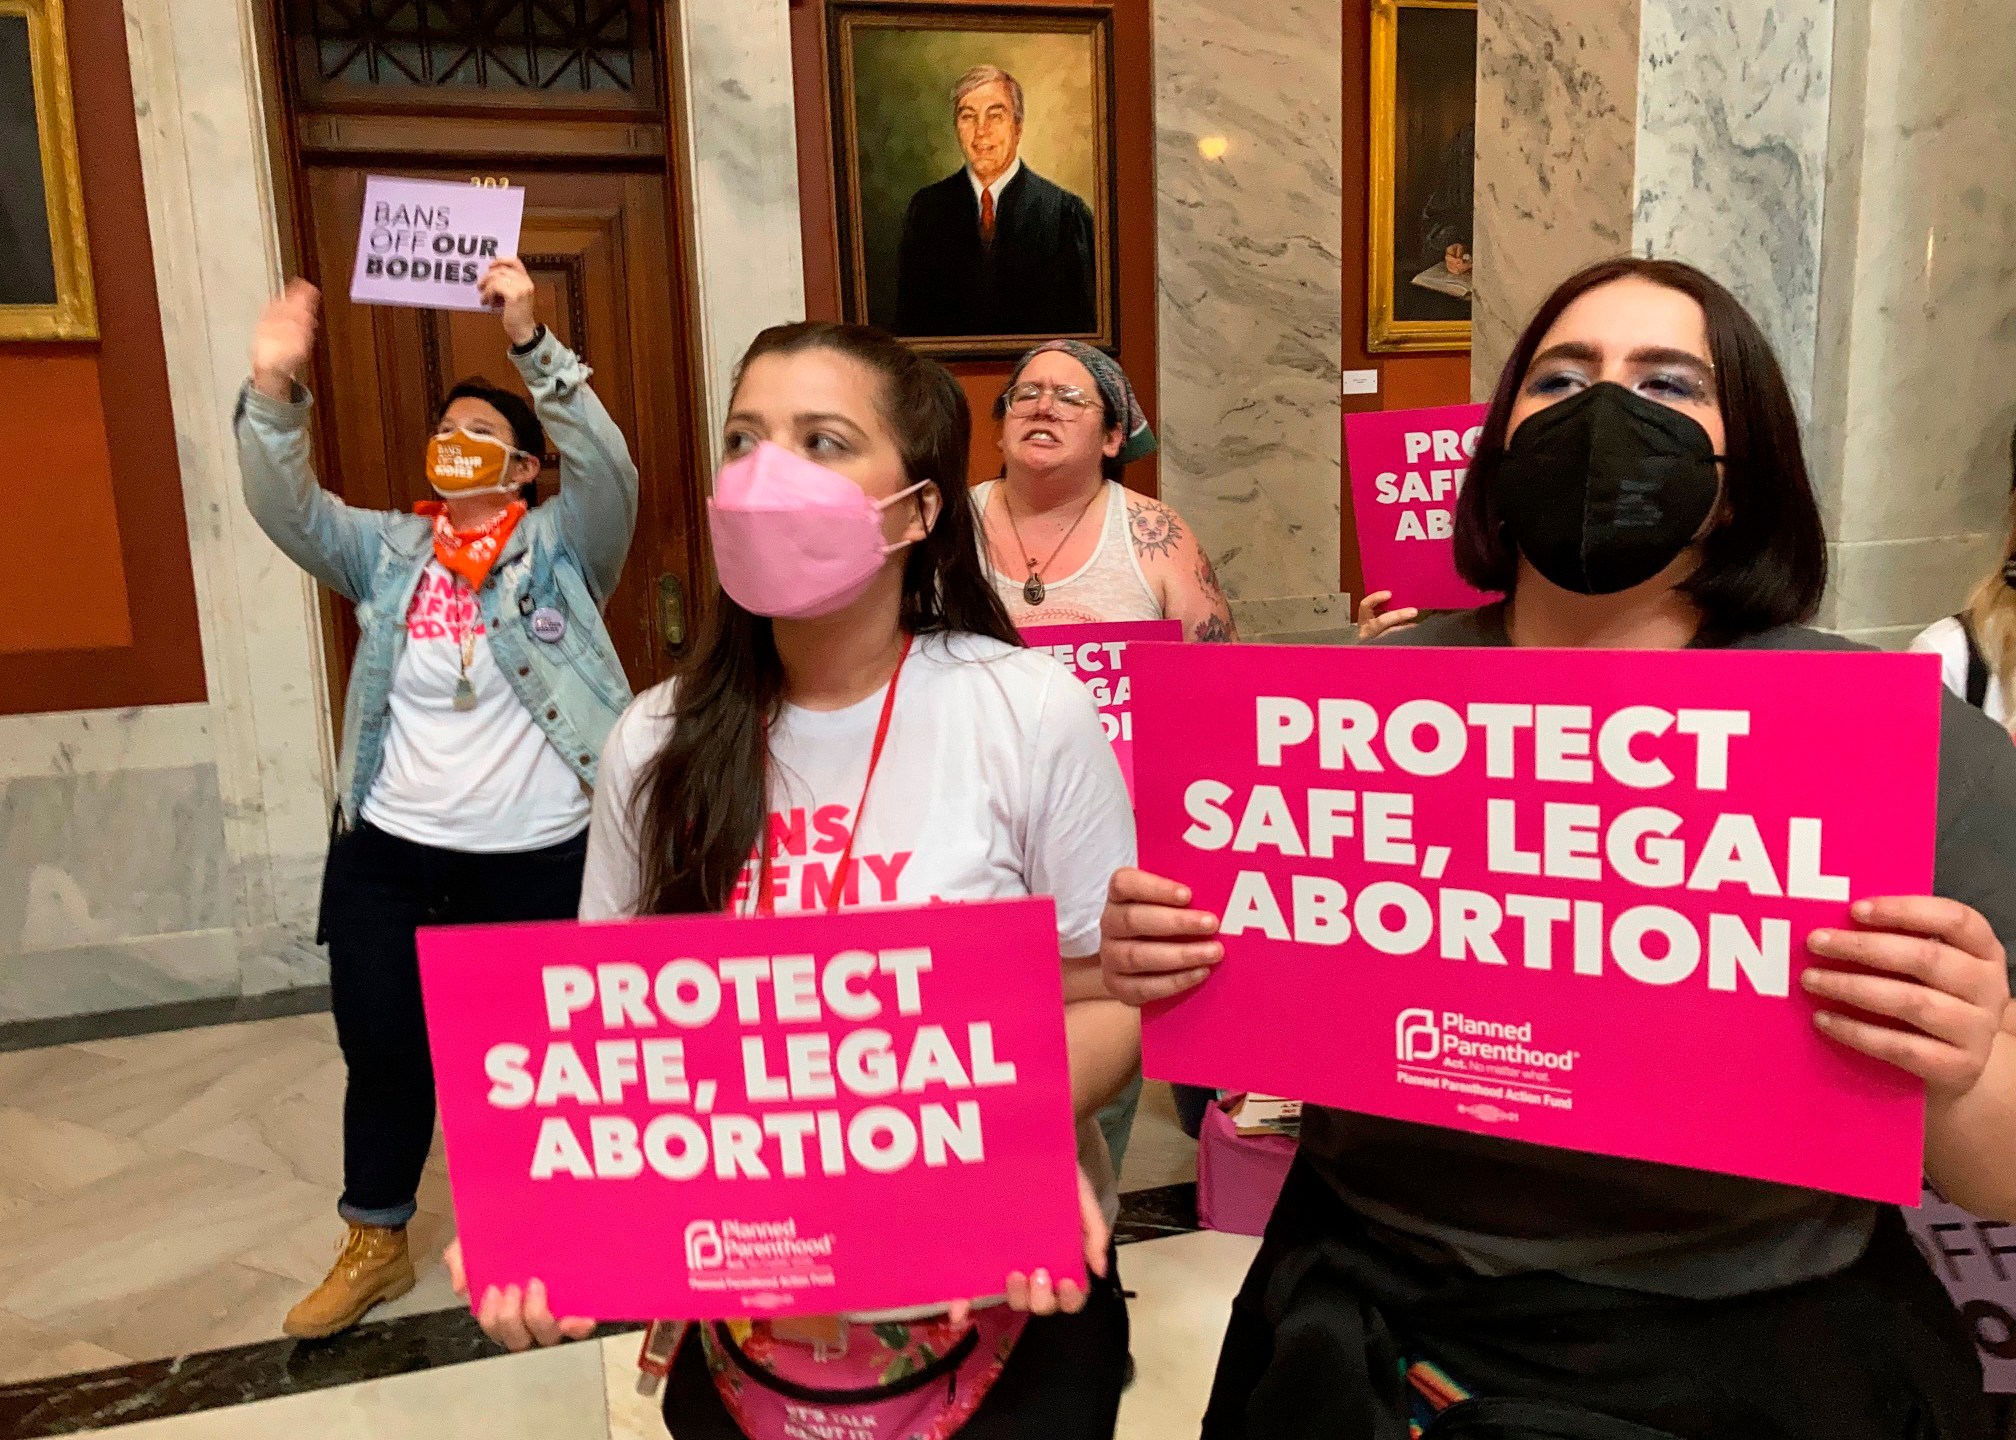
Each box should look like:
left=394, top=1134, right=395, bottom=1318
left=1471, top=0, right=1639, bottom=398
left=673, top=0, right=807, bottom=468
left=1154, top=0, right=1351, bottom=640
left=1808, top=0, right=2016, bottom=645
left=123, top=0, right=337, bottom=969
left=1470, top=0, right=2010, bottom=645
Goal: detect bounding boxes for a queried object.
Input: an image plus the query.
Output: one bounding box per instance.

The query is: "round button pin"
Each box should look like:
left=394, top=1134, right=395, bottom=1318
left=530, top=606, right=567, bottom=643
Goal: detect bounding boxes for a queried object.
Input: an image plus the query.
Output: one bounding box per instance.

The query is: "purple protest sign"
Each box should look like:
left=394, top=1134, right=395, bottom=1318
left=349, top=176, right=525, bottom=313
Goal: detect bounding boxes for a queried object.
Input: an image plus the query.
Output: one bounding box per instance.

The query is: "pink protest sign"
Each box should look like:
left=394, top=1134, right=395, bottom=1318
left=1907, top=1183, right=2016, bottom=1392
left=1130, top=641, right=1943, bottom=1203
left=1345, top=403, right=1498, bottom=612
left=349, top=175, right=525, bottom=312
left=1020, top=619, right=1182, bottom=801
left=417, top=897, right=1085, bottom=1320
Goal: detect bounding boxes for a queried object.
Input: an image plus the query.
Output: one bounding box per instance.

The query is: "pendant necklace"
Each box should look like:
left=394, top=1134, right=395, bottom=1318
left=999, top=484, right=1100, bottom=606
left=452, top=628, right=478, bottom=711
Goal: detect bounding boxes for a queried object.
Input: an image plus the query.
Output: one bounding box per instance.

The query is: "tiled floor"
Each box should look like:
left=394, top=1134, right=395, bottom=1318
left=0, top=1005, right=1245, bottom=1434
left=71, top=1229, right=1258, bottom=1439
left=0, top=1014, right=1200, bottom=1390
left=0, top=1015, right=460, bottom=1386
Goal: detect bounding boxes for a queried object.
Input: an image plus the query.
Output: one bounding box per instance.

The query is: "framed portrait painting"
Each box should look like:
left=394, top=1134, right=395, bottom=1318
left=0, top=0, right=95, bottom=340
left=828, top=3, right=1118, bottom=360
left=1367, top=0, right=1475, bottom=354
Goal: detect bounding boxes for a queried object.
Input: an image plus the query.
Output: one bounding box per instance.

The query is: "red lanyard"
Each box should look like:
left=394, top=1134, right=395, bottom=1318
left=748, top=634, right=912, bottom=917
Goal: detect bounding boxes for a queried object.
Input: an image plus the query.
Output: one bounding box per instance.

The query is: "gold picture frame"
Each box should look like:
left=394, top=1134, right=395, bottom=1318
left=828, top=3, right=1118, bottom=360
left=1367, top=0, right=1474, bottom=354
left=0, top=0, right=96, bottom=341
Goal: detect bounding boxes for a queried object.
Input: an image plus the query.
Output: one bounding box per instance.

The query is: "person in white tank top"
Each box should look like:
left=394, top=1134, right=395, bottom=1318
left=976, top=340, right=1237, bottom=642
left=977, top=340, right=1234, bottom=1176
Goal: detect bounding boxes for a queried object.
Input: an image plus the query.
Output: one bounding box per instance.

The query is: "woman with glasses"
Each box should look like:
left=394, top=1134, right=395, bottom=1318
left=978, top=340, right=1235, bottom=1182
left=978, top=341, right=1235, bottom=642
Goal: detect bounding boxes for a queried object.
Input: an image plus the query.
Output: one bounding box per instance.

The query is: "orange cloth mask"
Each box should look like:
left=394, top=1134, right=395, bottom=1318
left=419, top=499, right=528, bottom=591
left=425, top=428, right=522, bottom=497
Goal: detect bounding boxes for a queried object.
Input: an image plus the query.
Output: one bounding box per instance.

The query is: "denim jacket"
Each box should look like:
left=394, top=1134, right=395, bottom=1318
left=235, top=332, right=638, bottom=830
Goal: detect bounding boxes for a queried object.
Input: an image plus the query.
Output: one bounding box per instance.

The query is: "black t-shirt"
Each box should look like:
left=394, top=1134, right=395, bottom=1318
left=1300, top=607, right=2016, bottom=1298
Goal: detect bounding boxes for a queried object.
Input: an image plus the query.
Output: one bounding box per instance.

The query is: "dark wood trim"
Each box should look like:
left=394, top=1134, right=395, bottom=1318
left=654, top=2, right=722, bottom=647
left=0, top=985, right=331, bottom=1055
left=295, top=113, right=666, bottom=162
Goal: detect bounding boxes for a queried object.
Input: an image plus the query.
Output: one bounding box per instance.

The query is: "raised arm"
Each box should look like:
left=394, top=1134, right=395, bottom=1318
left=1125, top=492, right=1237, bottom=643
left=485, top=258, right=640, bottom=606
left=235, top=281, right=384, bottom=602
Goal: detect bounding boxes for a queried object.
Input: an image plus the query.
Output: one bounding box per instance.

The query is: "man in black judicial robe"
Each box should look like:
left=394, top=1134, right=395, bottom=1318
left=894, top=65, right=1098, bottom=339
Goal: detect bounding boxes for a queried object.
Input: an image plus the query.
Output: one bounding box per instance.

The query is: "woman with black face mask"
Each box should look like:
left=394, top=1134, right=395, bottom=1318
left=1098, top=258, right=2016, bottom=1440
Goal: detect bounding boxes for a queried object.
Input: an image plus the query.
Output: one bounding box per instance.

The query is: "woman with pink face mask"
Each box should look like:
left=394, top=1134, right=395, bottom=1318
left=453, top=321, right=1141, bottom=1440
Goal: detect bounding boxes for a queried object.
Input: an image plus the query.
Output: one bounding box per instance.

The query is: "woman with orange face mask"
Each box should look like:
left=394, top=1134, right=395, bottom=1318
left=235, top=257, right=640, bottom=1339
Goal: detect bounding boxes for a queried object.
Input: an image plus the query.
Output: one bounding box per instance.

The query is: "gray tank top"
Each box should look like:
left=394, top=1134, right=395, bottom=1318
left=974, top=479, right=1163, bottom=627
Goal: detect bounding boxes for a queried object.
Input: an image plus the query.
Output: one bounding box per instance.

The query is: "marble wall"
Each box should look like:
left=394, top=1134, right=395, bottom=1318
left=0, top=0, right=332, bottom=1042
left=673, top=0, right=808, bottom=466
left=1813, top=0, right=2016, bottom=645
left=1471, top=0, right=1639, bottom=397
left=1635, top=0, right=1834, bottom=416
left=1153, top=0, right=1350, bottom=638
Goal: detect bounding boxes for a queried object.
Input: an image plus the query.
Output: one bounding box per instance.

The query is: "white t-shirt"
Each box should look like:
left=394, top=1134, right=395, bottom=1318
left=1909, top=615, right=2011, bottom=727
left=363, top=562, right=592, bottom=853
left=582, top=631, right=1138, bottom=1223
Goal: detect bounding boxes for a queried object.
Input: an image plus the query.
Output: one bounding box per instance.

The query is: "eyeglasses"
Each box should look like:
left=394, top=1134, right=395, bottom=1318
left=1004, top=382, right=1100, bottom=418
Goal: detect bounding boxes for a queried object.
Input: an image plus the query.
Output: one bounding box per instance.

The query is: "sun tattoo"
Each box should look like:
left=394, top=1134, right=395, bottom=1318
left=1128, top=498, right=1183, bottom=560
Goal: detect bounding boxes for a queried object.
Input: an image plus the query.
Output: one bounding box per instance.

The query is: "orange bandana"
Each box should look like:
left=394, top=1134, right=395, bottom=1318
left=419, top=500, right=527, bottom=591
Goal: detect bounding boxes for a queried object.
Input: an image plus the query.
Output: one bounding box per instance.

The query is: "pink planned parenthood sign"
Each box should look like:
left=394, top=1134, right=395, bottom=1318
left=417, top=898, right=1085, bottom=1320
left=349, top=175, right=525, bottom=312
left=1345, top=403, right=1498, bottom=612
left=1021, top=619, right=1182, bottom=802
left=1129, top=641, right=1944, bottom=1204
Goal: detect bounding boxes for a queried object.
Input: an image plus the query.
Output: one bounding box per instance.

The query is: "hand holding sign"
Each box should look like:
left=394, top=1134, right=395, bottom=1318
left=1805, top=895, right=2011, bottom=1102
left=478, top=256, right=539, bottom=348
left=420, top=899, right=1087, bottom=1321
left=1344, top=404, right=1498, bottom=613
left=1125, top=641, right=1947, bottom=1202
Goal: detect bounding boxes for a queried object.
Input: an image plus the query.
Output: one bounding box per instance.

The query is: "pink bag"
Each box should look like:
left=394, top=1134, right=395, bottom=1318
left=1196, top=1100, right=1296, bottom=1238
left=697, top=1308, right=1028, bottom=1440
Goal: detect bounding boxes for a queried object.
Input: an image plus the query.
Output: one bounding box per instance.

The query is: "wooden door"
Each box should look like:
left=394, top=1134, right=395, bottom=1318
left=271, top=1, right=704, bottom=700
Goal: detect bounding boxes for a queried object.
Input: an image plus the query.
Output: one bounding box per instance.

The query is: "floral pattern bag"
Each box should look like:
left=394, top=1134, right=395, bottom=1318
left=698, top=1309, right=1028, bottom=1440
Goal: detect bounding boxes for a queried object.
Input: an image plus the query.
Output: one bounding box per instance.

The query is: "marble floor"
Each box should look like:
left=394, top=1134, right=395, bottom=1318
left=13, top=1016, right=2003, bottom=1439
left=31, top=1230, right=1258, bottom=1439
left=0, top=1013, right=1230, bottom=1435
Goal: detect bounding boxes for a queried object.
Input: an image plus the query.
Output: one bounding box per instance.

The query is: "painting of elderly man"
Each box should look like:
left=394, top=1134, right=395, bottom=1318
left=830, top=6, right=1116, bottom=358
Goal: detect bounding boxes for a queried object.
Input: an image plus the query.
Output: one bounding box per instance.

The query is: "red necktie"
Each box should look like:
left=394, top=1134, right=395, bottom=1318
left=980, top=188, right=996, bottom=244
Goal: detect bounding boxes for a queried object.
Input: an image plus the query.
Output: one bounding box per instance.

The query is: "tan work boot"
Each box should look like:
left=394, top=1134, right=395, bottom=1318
left=283, top=1223, right=415, bottom=1339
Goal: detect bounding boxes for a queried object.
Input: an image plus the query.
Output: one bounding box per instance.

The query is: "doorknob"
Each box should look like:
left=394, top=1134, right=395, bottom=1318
left=657, top=573, right=687, bottom=652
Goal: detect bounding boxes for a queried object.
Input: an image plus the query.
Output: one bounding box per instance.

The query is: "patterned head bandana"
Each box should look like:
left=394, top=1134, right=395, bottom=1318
left=1002, top=340, right=1157, bottom=464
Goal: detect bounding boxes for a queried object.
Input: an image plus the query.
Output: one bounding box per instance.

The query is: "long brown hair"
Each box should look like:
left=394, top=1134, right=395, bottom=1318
left=634, top=322, right=1019, bottom=914
left=1962, top=426, right=2016, bottom=735
left=1453, top=257, right=1828, bottom=641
